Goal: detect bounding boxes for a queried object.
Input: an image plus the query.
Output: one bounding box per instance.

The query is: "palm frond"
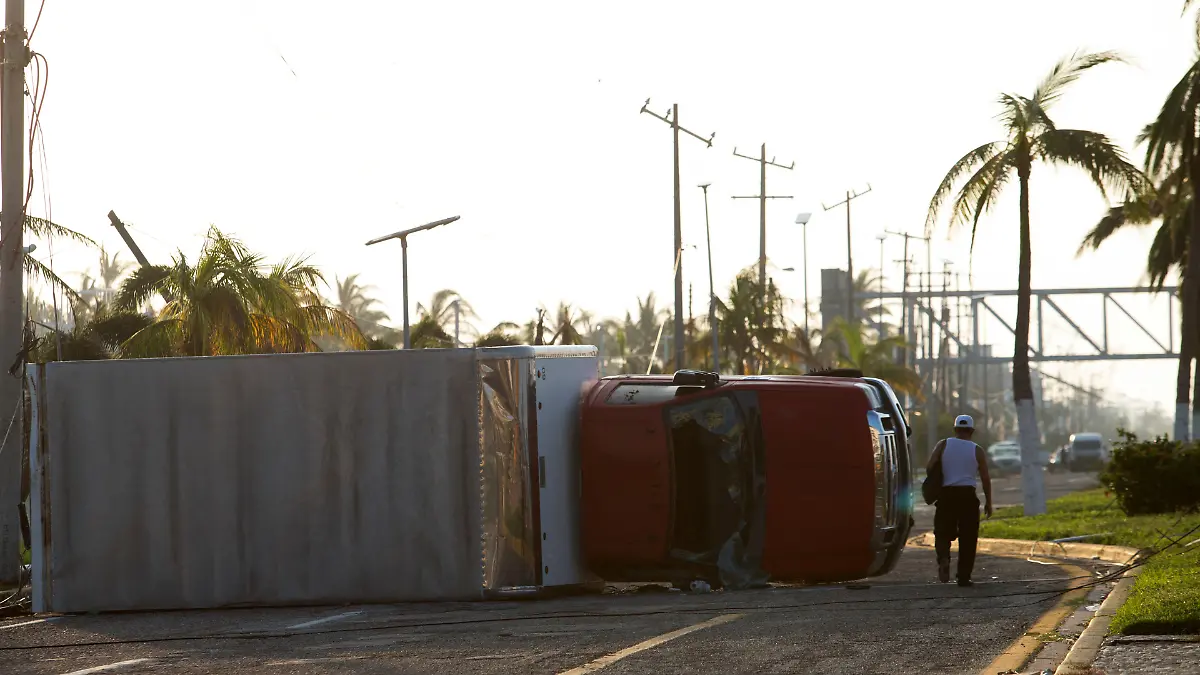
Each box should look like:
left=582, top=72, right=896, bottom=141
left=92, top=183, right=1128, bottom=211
left=925, top=141, right=1006, bottom=234
left=1144, top=60, right=1200, bottom=179
left=946, top=149, right=1015, bottom=251
left=1032, top=50, right=1125, bottom=110
left=23, top=216, right=97, bottom=247
left=24, top=254, right=83, bottom=304
left=115, top=265, right=172, bottom=312
left=120, top=318, right=184, bottom=359
left=1035, top=128, right=1150, bottom=202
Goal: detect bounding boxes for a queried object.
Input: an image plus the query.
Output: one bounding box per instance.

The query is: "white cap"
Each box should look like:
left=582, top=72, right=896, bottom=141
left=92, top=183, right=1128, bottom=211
left=955, top=414, right=975, bottom=430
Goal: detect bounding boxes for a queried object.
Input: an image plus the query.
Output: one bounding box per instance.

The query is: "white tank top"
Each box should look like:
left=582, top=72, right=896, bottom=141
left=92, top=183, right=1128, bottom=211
left=941, top=437, right=978, bottom=487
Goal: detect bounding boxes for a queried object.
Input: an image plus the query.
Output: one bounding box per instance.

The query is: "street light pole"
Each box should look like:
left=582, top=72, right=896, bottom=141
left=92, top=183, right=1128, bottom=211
left=876, top=233, right=887, bottom=338
left=699, top=184, right=720, bottom=371
left=795, top=212, right=812, bottom=334
left=366, top=215, right=461, bottom=350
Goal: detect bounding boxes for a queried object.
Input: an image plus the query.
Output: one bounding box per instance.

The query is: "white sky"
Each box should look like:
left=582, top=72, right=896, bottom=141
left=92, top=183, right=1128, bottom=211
left=23, top=0, right=1198, bottom=411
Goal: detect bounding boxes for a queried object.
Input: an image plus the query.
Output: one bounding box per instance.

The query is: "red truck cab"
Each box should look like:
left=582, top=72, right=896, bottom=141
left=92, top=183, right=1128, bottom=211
left=580, top=370, right=908, bottom=587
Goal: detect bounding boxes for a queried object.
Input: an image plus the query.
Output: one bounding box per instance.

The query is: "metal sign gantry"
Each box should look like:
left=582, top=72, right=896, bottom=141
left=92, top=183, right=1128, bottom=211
left=858, top=286, right=1180, bottom=365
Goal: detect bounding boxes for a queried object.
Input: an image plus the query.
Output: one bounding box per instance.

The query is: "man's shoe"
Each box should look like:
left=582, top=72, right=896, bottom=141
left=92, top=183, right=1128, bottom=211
left=956, top=578, right=974, bottom=587
left=938, top=560, right=950, bottom=583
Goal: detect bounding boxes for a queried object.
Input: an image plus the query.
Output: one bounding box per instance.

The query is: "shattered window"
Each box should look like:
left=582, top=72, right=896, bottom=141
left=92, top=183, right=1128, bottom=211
left=667, top=395, right=749, bottom=557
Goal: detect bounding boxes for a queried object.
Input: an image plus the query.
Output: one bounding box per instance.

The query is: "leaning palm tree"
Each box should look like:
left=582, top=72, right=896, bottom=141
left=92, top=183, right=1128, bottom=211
left=114, top=227, right=365, bottom=357
left=926, top=50, right=1147, bottom=514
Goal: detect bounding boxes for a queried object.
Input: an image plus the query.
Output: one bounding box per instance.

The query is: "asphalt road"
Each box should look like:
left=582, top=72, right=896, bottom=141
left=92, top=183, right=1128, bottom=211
left=0, top=548, right=1087, bottom=675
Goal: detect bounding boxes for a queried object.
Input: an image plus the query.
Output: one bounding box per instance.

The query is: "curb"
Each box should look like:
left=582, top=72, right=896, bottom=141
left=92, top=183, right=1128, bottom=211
left=1054, top=566, right=1143, bottom=675
left=906, top=533, right=1144, bottom=675
left=908, top=532, right=1141, bottom=566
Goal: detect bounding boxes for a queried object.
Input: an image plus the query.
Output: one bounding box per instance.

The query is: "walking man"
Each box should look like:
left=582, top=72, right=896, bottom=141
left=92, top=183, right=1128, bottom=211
left=927, top=414, right=992, bottom=586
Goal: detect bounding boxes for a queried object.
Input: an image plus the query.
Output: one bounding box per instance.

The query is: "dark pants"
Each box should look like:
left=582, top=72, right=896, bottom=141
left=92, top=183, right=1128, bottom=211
left=934, top=486, right=980, bottom=581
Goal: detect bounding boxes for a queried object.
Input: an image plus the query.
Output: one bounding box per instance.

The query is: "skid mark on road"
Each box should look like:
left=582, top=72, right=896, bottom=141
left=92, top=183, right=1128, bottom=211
left=287, top=610, right=363, bottom=630
left=60, top=659, right=150, bottom=675
left=557, top=613, right=742, bottom=674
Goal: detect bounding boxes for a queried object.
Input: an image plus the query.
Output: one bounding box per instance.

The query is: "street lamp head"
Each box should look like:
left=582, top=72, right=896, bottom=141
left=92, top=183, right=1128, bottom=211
left=795, top=212, right=812, bottom=225
left=782, top=267, right=796, bottom=272
left=697, top=182, right=712, bottom=189
left=365, top=215, right=461, bottom=246
left=876, top=233, right=888, bottom=242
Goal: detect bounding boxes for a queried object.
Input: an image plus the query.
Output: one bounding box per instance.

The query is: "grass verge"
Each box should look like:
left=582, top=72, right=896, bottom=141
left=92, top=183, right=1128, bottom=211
left=979, top=488, right=1200, bottom=635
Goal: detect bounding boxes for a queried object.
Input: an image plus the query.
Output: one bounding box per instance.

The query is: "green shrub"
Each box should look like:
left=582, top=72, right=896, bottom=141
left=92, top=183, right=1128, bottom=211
left=1100, top=430, right=1200, bottom=516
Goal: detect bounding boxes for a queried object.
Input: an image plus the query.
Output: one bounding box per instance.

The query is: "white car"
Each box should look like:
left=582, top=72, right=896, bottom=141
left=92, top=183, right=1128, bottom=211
left=987, top=442, right=1021, bottom=475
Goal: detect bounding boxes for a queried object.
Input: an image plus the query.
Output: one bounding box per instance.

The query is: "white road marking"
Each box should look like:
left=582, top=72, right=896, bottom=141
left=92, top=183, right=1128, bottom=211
left=266, top=657, right=366, bottom=666
left=557, top=613, right=742, bottom=675
left=60, top=659, right=151, bottom=675
left=1, top=617, right=58, bottom=630
left=286, top=610, right=363, bottom=630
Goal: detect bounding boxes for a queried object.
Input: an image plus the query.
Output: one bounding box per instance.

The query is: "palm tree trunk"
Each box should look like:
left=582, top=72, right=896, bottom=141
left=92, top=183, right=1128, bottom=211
left=1012, top=161, right=1046, bottom=516
left=1182, top=197, right=1200, bottom=440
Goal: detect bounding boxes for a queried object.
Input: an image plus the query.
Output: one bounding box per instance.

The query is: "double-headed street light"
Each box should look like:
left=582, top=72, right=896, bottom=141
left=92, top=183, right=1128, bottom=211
left=365, top=215, right=461, bottom=349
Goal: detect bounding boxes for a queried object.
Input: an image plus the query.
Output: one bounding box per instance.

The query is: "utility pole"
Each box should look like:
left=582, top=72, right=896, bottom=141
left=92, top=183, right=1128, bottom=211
left=731, top=144, right=793, bottom=290
left=822, top=185, right=872, bottom=326
left=641, top=99, right=714, bottom=372
left=108, top=210, right=172, bottom=304
left=0, top=0, right=25, bottom=585
left=107, top=211, right=151, bottom=267
left=885, top=229, right=930, bottom=371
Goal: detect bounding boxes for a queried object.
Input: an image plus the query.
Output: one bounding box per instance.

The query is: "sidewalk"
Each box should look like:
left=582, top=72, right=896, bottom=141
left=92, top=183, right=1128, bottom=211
left=909, top=534, right=1198, bottom=675
left=1091, top=636, right=1200, bottom=675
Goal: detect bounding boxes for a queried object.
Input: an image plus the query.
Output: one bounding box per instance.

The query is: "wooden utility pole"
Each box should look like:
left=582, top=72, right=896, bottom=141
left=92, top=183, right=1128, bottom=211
left=0, top=0, right=25, bottom=585
left=732, top=144, right=793, bottom=291
left=640, top=99, right=714, bottom=372
left=822, top=185, right=871, bottom=326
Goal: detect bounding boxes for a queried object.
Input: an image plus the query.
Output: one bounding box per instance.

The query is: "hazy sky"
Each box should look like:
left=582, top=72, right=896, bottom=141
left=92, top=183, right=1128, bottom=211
left=23, top=0, right=1198, bottom=411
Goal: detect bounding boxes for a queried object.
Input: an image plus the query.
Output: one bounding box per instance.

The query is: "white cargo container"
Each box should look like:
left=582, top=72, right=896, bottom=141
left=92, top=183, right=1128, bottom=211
left=27, top=345, right=598, bottom=613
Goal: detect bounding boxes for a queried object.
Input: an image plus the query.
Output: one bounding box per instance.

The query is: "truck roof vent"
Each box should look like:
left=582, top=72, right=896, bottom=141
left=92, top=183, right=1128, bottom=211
left=672, top=369, right=720, bottom=388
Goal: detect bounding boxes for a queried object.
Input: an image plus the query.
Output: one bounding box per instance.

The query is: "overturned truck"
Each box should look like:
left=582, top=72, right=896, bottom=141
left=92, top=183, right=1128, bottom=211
left=26, top=348, right=911, bottom=613
left=580, top=370, right=914, bottom=589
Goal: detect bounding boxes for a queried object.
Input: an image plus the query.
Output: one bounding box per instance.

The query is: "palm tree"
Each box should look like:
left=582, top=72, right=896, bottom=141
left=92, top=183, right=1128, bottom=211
left=714, top=270, right=791, bottom=374
left=475, top=321, right=522, bottom=348
left=1138, top=14, right=1200, bottom=438
left=615, top=293, right=672, bottom=373
left=24, top=216, right=96, bottom=309
left=825, top=319, right=922, bottom=398
left=98, top=247, right=133, bottom=292
left=548, top=303, right=591, bottom=345
left=410, top=315, right=454, bottom=349
left=926, top=51, right=1146, bottom=512
left=332, top=273, right=391, bottom=339
left=114, top=227, right=365, bottom=357
left=417, top=289, right=477, bottom=344
left=852, top=269, right=891, bottom=328
left=33, top=308, right=155, bottom=363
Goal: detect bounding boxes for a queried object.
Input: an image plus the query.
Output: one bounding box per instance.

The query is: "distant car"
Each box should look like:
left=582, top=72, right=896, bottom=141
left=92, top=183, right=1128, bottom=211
left=1063, top=433, right=1108, bottom=472
left=987, top=442, right=1021, bottom=476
